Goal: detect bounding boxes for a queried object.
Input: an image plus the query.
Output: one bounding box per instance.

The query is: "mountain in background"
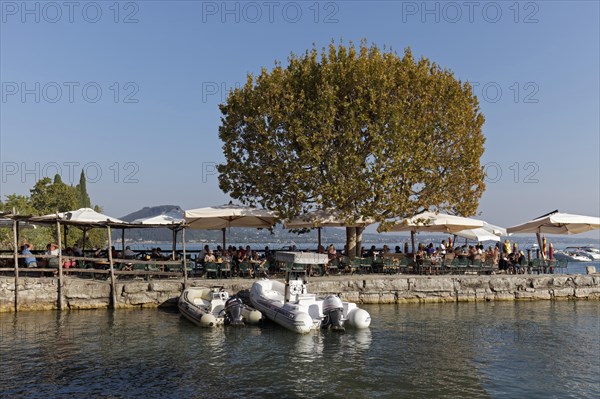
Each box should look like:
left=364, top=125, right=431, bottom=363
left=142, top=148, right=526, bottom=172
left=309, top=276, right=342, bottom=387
left=120, top=205, right=183, bottom=222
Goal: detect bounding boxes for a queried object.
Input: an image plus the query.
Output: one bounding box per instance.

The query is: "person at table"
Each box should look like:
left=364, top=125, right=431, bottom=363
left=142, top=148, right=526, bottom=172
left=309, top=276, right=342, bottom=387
left=21, top=243, right=38, bottom=268
left=264, top=246, right=272, bottom=258
left=124, top=246, right=136, bottom=259
left=366, top=245, right=377, bottom=258
left=394, top=245, right=402, bottom=254
left=72, top=244, right=83, bottom=257
left=502, top=239, right=512, bottom=255
left=237, top=246, right=246, bottom=259
left=204, top=249, right=217, bottom=263
left=327, top=244, right=337, bottom=260
left=151, top=247, right=164, bottom=259
left=426, top=243, right=435, bottom=257
left=440, top=240, right=447, bottom=256
left=62, top=247, right=76, bottom=269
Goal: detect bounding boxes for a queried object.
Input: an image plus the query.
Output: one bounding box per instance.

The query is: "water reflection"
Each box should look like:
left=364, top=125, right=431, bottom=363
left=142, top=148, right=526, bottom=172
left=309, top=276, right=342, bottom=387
left=1, top=302, right=598, bottom=399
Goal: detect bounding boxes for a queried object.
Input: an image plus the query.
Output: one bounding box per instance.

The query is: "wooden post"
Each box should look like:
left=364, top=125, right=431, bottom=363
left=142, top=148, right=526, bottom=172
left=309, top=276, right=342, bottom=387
left=171, top=229, right=177, bottom=260
left=121, top=228, right=125, bottom=259
left=82, top=227, right=87, bottom=255
left=56, top=220, right=64, bottom=310
left=107, top=226, right=117, bottom=309
left=317, top=227, right=322, bottom=249
left=13, top=220, right=19, bottom=312
left=411, top=230, right=416, bottom=261
left=182, top=227, right=188, bottom=288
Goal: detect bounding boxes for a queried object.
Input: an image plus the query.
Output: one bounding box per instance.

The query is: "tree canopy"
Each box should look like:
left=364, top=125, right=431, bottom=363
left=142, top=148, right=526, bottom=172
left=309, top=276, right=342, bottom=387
left=218, top=41, right=486, bottom=253
left=0, top=172, right=104, bottom=250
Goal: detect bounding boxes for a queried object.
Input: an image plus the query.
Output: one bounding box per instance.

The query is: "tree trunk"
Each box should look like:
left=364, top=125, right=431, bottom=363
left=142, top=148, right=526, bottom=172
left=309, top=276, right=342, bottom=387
left=355, top=226, right=365, bottom=258
left=346, top=227, right=357, bottom=259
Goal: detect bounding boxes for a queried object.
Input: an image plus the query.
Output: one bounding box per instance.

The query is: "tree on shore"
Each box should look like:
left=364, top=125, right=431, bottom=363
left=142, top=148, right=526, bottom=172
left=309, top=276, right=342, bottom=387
left=218, top=41, right=486, bottom=256
left=77, top=170, right=92, bottom=209
left=0, top=173, right=104, bottom=250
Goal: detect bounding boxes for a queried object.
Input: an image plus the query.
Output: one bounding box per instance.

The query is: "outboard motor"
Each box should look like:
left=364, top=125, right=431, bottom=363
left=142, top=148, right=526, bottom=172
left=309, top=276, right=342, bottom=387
left=224, top=296, right=245, bottom=326
left=322, top=295, right=345, bottom=332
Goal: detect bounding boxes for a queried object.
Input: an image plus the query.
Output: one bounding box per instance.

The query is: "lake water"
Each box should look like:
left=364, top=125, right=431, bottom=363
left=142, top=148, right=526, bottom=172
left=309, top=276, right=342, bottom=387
left=1, top=301, right=599, bottom=398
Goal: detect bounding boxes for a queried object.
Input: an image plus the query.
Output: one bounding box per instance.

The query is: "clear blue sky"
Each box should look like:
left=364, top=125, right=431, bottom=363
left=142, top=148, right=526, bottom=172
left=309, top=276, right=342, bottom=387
left=1, top=0, right=599, bottom=236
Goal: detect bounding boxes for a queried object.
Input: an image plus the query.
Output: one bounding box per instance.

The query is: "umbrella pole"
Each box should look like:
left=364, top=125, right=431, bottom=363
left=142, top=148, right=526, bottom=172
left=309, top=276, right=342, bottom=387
left=222, top=228, right=226, bottom=250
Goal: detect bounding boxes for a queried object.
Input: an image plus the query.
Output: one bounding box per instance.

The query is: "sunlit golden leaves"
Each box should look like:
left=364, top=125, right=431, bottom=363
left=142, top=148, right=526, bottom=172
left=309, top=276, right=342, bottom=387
left=217, top=41, right=486, bottom=224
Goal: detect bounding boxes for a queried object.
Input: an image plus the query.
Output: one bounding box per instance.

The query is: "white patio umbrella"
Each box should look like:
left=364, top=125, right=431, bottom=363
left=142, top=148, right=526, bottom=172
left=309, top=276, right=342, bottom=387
left=31, top=207, right=125, bottom=225
left=284, top=209, right=374, bottom=248
left=455, top=222, right=507, bottom=243
left=132, top=211, right=184, bottom=225
left=132, top=211, right=186, bottom=258
left=30, top=207, right=126, bottom=253
left=506, top=211, right=600, bottom=259
left=388, top=211, right=485, bottom=255
left=184, top=204, right=278, bottom=248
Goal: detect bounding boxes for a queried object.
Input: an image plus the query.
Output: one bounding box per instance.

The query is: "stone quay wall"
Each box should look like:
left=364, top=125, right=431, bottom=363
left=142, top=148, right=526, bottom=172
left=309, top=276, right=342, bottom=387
left=1, top=274, right=599, bottom=312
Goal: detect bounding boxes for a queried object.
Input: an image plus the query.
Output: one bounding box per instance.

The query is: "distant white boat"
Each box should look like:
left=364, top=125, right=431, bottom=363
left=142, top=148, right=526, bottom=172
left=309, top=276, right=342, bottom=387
left=553, top=249, right=592, bottom=262
left=572, top=246, right=600, bottom=261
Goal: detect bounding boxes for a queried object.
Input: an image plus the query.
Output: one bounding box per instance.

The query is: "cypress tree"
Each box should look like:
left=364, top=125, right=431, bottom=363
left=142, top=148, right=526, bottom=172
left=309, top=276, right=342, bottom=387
left=77, top=170, right=92, bottom=208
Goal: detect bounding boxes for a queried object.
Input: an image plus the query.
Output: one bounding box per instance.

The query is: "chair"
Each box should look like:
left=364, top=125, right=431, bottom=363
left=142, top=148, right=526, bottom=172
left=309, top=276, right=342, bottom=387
left=204, top=262, right=219, bottom=279
left=359, top=257, right=374, bottom=274
left=382, top=258, right=398, bottom=274
left=451, top=257, right=469, bottom=274
left=349, top=258, right=362, bottom=274
left=220, top=261, right=232, bottom=278
left=441, top=253, right=455, bottom=274
left=530, top=259, right=544, bottom=274
left=238, top=262, right=252, bottom=278
left=327, top=258, right=340, bottom=275
left=255, top=261, right=269, bottom=278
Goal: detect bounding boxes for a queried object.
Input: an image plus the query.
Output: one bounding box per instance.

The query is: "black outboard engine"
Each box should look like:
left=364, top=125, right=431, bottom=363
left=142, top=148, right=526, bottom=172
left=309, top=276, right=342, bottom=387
left=322, top=295, right=345, bottom=332
left=224, top=296, right=245, bottom=326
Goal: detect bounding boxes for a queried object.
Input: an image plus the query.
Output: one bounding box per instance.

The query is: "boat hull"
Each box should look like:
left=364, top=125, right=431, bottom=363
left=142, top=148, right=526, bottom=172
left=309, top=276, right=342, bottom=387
left=250, top=279, right=371, bottom=334
left=179, top=287, right=262, bottom=328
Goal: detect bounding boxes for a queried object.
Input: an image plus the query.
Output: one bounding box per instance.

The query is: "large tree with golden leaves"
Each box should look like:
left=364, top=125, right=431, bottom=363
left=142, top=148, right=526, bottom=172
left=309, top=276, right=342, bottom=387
left=218, top=41, right=485, bottom=256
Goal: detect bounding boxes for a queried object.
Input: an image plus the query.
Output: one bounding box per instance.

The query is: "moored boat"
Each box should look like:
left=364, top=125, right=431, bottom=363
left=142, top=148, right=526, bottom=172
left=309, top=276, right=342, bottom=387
left=553, top=249, right=592, bottom=262
left=250, top=252, right=371, bottom=334
left=178, top=286, right=262, bottom=328
left=567, top=246, right=600, bottom=261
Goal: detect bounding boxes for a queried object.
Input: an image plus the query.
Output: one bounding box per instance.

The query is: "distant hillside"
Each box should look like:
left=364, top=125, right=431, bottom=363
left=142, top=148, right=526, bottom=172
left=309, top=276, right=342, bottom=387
left=120, top=205, right=183, bottom=222
left=117, top=205, right=391, bottom=245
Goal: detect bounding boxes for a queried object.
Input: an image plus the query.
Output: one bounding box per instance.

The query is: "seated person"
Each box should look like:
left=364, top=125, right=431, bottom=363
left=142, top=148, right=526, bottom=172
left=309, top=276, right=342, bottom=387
left=366, top=245, right=377, bottom=258
left=21, top=244, right=38, bottom=268
left=123, top=246, right=136, bottom=259
left=204, top=250, right=216, bottom=263
left=62, top=247, right=76, bottom=269
left=327, top=244, right=337, bottom=260
left=46, top=243, right=60, bottom=268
